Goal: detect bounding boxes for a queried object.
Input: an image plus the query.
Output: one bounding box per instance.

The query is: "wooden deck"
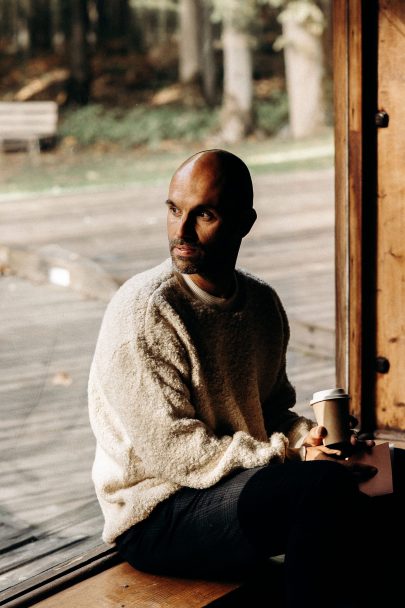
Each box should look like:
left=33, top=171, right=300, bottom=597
left=0, top=167, right=336, bottom=594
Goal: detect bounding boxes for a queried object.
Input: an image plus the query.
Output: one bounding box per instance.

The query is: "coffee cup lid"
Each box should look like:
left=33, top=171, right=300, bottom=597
left=310, top=387, right=350, bottom=405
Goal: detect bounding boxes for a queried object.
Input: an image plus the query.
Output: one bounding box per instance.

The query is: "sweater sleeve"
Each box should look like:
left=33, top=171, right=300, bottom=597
left=89, top=302, right=288, bottom=491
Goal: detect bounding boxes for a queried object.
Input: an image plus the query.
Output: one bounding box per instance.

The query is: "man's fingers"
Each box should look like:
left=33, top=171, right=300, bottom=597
left=349, top=436, right=376, bottom=453
left=306, top=425, right=327, bottom=445
left=320, top=446, right=342, bottom=457
left=305, top=445, right=343, bottom=461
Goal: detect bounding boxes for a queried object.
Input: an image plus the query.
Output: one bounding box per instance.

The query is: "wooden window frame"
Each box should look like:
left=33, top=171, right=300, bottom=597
left=333, top=0, right=378, bottom=433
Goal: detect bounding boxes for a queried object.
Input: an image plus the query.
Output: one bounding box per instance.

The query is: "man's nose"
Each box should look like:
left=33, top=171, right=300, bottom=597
left=176, top=213, right=195, bottom=239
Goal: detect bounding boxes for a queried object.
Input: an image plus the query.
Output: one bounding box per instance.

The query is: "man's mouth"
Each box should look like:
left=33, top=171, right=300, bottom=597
left=170, top=240, right=202, bottom=257
left=173, top=245, right=198, bottom=256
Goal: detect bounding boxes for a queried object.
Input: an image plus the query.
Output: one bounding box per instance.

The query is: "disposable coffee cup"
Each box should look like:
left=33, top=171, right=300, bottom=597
left=310, top=388, right=351, bottom=448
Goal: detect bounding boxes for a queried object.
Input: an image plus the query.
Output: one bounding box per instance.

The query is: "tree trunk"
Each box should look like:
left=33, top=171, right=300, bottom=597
left=126, top=2, right=144, bottom=52
left=179, top=0, right=200, bottom=84
left=112, top=0, right=130, bottom=51
left=50, top=0, right=65, bottom=54
left=13, top=0, right=30, bottom=55
left=200, top=0, right=217, bottom=106
left=282, top=15, right=325, bottom=138
left=66, top=0, right=91, bottom=105
left=95, top=0, right=108, bottom=47
left=157, top=0, right=169, bottom=44
left=221, top=16, right=253, bottom=143
left=0, top=0, right=12, bottom=51
left=29, top=0, right=52, bottom=51
left=96, top=0, right=129, bottom=51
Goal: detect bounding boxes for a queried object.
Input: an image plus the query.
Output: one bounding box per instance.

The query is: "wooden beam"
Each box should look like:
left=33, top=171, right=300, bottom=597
left=346, top=0, right=364, bottom=423
left=333, top=0, right=349, bottom=393
left=334, top=0, right=379, bottom=430
left=334, top=0, right=364, bottom=421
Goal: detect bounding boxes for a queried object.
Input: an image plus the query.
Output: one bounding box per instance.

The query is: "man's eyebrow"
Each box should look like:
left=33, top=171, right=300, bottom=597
left=165, top=199, right=217, bottom=211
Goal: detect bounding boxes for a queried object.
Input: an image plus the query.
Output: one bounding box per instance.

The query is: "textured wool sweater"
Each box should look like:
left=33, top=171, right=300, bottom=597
left=88, top=259, right=314, bottom=544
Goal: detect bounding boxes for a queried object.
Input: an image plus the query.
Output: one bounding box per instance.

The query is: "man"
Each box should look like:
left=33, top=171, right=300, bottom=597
left=88, top=150, right=377, bottom=607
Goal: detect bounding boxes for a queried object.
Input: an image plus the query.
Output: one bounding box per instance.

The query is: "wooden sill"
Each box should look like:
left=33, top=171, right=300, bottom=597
left=31, top=562, right=242, bottom=608
left=0, top=545, right=119, bottom=608
left=3, top=551, right=285, bottom=608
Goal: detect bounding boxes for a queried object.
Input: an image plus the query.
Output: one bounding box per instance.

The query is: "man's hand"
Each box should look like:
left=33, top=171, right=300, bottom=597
left=302, top=416, right=377, bottom=482
left=347, top=415, right=375, bottom=451
left=303, top=416, right=375, bottom=450
left=305, top=445, right=378, bottom=483
left=303, top=425, right=327, bottom=446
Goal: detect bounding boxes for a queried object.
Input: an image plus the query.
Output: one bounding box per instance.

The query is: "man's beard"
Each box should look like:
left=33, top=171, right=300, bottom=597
left=169, top=238, right=204, bottom=274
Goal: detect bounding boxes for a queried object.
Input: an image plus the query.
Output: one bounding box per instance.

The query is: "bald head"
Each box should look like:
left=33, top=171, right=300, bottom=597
left=166, top=149, right=257, bottom=287
left=171, top=149, right=254, bottom=211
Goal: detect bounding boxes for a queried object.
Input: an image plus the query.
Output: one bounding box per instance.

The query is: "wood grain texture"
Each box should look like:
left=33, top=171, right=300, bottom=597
left=375, top=0, right=405, bottom=430
left=32, top=562, right=240, bottom=608
left=333, top=0, right=364, bottom=420
left=347, top=0, right=364, bottom=422
left=333, top=0, right=349, bottom=391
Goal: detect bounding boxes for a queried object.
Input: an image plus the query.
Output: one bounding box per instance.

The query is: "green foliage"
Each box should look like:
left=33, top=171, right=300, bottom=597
left=58, top=94, right=291, bottom=148
left=59, top=104, right=219, bottom=148
left=255, top=91, right=289, bottom=134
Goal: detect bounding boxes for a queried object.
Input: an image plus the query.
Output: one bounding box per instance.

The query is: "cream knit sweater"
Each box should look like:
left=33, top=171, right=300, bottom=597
left=88, top=259, right=314, bottom=544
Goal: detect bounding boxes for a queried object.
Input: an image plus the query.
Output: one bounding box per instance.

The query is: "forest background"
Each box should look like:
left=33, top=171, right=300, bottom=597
left=0, top=0, right=333, bottom=192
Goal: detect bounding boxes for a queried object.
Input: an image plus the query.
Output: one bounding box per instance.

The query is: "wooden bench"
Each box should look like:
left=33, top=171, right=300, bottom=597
left=24, top=558, right=285, bottom=608
left=0, top=101, right=58, bottom=153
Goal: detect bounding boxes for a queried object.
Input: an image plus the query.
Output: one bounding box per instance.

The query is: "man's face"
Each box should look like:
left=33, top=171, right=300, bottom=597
left=166, top=160, right=245, bottom=276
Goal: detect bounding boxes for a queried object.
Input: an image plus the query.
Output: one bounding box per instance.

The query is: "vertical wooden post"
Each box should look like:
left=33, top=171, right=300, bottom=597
left=334, top=0, right=379, bottom=429
left=375, top=0, right=405, bottom=435
left=334, top=0, right=363, bottom=422
left=333, top=0, right=349, bottom=397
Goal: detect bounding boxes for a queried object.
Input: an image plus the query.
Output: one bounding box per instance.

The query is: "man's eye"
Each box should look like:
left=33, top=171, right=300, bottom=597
left=169, top=206, right=180, bottom=215
left=198, top=209, right=213, bottom=219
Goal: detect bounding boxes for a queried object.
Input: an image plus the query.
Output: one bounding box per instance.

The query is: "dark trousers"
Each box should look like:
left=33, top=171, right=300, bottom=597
left=117, top=452, right=405, bottom=608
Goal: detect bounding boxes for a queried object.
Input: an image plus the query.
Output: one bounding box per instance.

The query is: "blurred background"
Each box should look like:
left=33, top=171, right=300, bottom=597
left=0, top=0, right=336, bottom=598
left=0, top=0, right=333, bottom=188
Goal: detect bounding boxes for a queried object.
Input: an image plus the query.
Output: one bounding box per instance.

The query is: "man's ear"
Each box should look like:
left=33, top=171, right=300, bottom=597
left=240, top=208, right=257, bottom=238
